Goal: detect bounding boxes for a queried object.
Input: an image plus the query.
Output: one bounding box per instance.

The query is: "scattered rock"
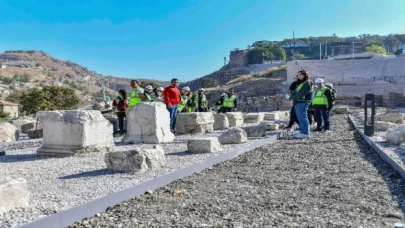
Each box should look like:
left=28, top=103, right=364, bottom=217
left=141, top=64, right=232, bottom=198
left=218, top=128, right=247, bottom=144
left=27, top=129, right=43, bottom=139
left=8, top=117, right=41, bottom=134
left=335, top=106, right=350, bottom=114
left=224, top=112, right=244, bottom=127
left=0, top=177, right=30, bottom=214
left=375, top=121, right=399, bottom=131
left=264, top=112, right=280, bottom=121
left=241, top=125, right=267, bottom=137
left=386, top=127, right=405, bottom=145
left=0, top=122, right=19, bottom=142
left=172, top=189, right=185, bottom=196
left=140, top=145, right=165, bottom=169
left=259, top=122, right=279, bottom=131
left=36, top=110, right=115, bottom=156
left=187, top=138, right=221, bottom=153
left=375, top=113, right=404, bottom=124
left=243, top=113, right=264, bottom=123
left=176, top=113, right=215, bottom=134
left=122, top=102, right=174, bottom=144
left=399, top=144, right=405, bottom=150
left=213, top=113, right=229, bottom=130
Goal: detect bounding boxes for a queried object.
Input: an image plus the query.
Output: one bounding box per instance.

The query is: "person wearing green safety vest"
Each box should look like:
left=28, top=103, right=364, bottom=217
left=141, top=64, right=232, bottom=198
left=324, top=82, right=337, bottom=110
left=215, top=93, right=226, bottom=113
left=144, top=85, right=156, bottom=102
left=178, top=86, right=193, bottom=113
left=128, top=80, right=145, bottom=108
left=219, top=88, right=237, bottom=113
left=191, top=88, right=209, bottom=112
left=153, top=87, right=165, bottom=102
left=312, top=78, right=333, bottom=132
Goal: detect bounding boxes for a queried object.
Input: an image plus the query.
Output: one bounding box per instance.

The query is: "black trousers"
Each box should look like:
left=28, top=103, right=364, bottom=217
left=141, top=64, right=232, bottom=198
left=116, top=112, right=126, bottom=134
left=287, top=106, right=299, bottom=127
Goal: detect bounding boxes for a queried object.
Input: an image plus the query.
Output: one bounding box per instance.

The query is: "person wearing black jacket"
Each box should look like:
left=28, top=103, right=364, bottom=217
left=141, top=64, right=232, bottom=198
left=285, top=75, right=299, bottom=129
left=312, top=78, right=333, bottom=131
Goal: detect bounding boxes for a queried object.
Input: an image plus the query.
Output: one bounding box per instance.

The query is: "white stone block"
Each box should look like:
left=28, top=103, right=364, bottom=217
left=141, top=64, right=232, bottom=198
left=122, top=102, right=174, bottom=144
left=36, top=110, right=115, bottom=156
left=264, top=112, right=280, bottom=121
left=375, top=121, right=399, bottom=131
left=213, top=113, right=229, bottom=130
left=334, top=106, right=350, bottom=114
left=386, top=128, right=405, bottom=145
left=375, top=113, right=404, bottom=124
left=187, top=138, right=221, bottom=153
left=105, top=145, right=165, bottom=172
left=0, top=177, right=30, bottom=214
left=259, top=122, right=279, bottom=131
left=218, top=128, right=247, bottom=144
left=0, top=122, right=18, bottom=142
left=224, top=112, right=244, bottom=127
left=241, top=125, right=267, bottom=137
left=176, top=113, right=215, bottom=134
left=243, top=113, right=265, bottom=123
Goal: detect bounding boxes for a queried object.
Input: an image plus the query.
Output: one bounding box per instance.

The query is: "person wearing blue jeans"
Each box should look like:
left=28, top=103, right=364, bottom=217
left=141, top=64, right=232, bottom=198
left=167, top=105, right=178, bottom=131
left=312, top=78, right=333, bottom=131
left=289, top=70, right=313, bottom=139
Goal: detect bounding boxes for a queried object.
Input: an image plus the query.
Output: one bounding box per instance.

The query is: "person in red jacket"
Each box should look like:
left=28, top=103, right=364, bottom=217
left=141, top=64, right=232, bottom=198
left=163, top=78, right=181, bottom=133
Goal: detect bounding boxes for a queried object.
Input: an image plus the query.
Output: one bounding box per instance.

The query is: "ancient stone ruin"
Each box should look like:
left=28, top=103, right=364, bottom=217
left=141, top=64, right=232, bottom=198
left=122, top=102, right=174, bottom=144
left=176, top=113, right=215, bottom=134
left=36, top=110, right=115, bottom=156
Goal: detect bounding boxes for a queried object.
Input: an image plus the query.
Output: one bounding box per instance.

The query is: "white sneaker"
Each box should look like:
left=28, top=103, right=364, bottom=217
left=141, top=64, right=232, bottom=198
left=295, top=133, right=310, bottom=139
left=293, top=131, right=300, bottom=136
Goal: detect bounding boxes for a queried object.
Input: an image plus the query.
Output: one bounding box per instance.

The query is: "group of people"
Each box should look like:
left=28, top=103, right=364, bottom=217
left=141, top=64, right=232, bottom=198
left=287, top=70, right=337, bottom=139
left=111, top=78, right=238, bottom=135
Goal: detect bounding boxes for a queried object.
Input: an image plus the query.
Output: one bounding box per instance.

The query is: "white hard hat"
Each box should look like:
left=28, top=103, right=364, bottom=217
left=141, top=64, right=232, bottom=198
left=198, top=88, right=204, bottom=91
left=221, top=93, right=226, bottom=96
left=182, top=86, right=190, bottom=91
left=314, top=78, right=324, bottom=84
left=324, top=83, right=333, bottom=88
left=157, top=87, right=164, bottom=91
left=145, top=85, right=153, bottom=90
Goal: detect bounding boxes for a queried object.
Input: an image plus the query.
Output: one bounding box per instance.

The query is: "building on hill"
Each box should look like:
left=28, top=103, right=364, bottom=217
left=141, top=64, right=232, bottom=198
left=0, top=100, right=18, bottom=118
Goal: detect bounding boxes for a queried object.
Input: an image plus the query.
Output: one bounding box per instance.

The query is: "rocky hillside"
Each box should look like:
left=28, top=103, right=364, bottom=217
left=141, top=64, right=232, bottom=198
left=0, top=50, right=166, bottom=100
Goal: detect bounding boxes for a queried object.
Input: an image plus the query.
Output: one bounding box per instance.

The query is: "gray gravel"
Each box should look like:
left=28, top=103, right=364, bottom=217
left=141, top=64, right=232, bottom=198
left=69, top=116, right=405, bottom=227
left=0, top=129, right=269, bottom=228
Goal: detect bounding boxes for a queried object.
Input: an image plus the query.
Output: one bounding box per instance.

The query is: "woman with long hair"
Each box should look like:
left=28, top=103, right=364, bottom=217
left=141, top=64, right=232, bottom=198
left=112, top=89, right=128, bottom=135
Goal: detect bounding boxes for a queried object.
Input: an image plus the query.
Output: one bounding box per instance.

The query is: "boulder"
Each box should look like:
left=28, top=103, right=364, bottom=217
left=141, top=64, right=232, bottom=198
left=27, top=129, right=43, bottom=139
left=122, top=102, right=174, bottom=144
left=243, top=113, right=264, bottom=123
left=0, top=122, right=19, bottom=142
left=218, top=128, right=247, bottom=144
left=375, top=121, right=399, bottom=131
left=213, top=113, right=229, bottom=130
left=241, top=125, right=267, bottom=137
left=187, top=138, right=221, bottom=153
left=8, top=117, right=40, bottom=134
left=386, top=127, right=405, bottom=145
left=259, top=122, right=279, bottom=131
left=105, top=146, right=165, bottom=172
left=0, top=177, right=30, bottom=214
left=264, top=112, right=280, bottom=121
left=224, top=112, right=244, bottom=127
left=36, top=110, right=115, bottom=156
left=176, top=113, right=214, bottom=134
left=334, top=106, right=350, bottom=114
left=375, top=113, right=404, bottom=124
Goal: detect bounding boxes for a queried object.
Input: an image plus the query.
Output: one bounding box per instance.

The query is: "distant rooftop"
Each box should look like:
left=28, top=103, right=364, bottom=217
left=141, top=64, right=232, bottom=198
left=0, top=100, right=18, bottom=106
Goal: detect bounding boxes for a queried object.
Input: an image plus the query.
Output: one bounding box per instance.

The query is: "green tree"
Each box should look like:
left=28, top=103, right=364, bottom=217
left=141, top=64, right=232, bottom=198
left=92, top=103, right=102, bottom=110
left=366, top=44, right=387, bottom=55
left=6, top=90, right=25, bottom=103
left=293, top=53, right=306, bottom=59
left=0, top=110, right=10, bottom=122
left=201, top=78, right=219, bottom=88
left=20, top=86, right=80, bottom=114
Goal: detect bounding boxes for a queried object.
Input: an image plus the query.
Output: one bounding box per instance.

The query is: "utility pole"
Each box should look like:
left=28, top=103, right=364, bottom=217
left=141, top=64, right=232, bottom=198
left=224, top=57, right=226, bottom=66
left=352, top=41, right=355, bottom=59
left=319, top=43, right=322, bottom=60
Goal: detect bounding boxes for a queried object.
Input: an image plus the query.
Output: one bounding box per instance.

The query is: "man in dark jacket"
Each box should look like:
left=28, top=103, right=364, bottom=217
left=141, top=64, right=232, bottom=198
left=312, top=78, right=333, bottom=131
left=286, top=75, right=299, bottom=129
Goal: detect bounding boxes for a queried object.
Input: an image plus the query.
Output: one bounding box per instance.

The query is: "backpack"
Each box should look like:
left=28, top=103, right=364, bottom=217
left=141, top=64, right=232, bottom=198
left=117, top=97, right=127, bottom=111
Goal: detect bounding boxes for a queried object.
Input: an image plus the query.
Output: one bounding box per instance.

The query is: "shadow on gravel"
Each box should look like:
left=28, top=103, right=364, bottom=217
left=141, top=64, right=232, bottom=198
left=165, top=151, right=200, bottom=156
left=350, top=120, right=405, bottom=216
left=59, top=169, right=120, bottom=180
left=0, top=153, right=52, bottom=163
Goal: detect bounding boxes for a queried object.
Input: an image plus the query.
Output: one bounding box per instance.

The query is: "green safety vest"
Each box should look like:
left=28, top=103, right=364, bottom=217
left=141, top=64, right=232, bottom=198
left=144, top=92, right=155, bottom=102
left=223, top=94, right=236, bottom=108
left=128, top=86, right=143, bottom=108
left=295, top=81, right=313, bottom=101
left=193, top=94, right=208, bottom=109
left=178, top=96, right=193, bottom=113
left=312, top=87, right=328, bottom=105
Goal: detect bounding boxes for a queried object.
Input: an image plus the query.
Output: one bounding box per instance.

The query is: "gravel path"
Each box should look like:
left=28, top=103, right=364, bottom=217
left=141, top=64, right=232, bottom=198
left=0, top=129, right=269, bottom=228
left=70, top=116, right=405, bottom=227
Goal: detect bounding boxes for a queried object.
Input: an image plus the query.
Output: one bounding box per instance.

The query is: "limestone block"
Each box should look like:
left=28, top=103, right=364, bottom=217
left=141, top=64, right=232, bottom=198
left=187, top=138, right=221, bottom=153
left=176, top=113, right=214, bottom=134
left=334, top=106, right=350, bottom=114
left=36, top=110, right=115, bottom=156
left=224, top=112, right=244, bottom=127
left=0, top=122, right=19, bottom=142
left=105, top=146, right=165, bottom=172
left=264, top=112, right=280, bottom=121
left=243, top=113, right=265, bottom=123
left=218, top=128, right=247, bottom=144
left=122, top=102, right=174, bottom=144
left=241, top=125, right=266, bottom=137
left=375, top=121, right=399, bottom=131
left=0, top=177, right=30, bottom=214
left=375, top=113, right=404, bottom=124
left=106, top=117, right=118, bottom=132
left=213, top=113, right=229, bottom=130
left=259, top=122, right=279, bottom=131
left=386, top=128, right=405, bottom=145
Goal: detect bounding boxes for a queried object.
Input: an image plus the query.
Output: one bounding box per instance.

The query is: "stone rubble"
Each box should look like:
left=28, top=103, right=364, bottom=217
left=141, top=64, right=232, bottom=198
left=187, top=138, right=221, bottom=153
left=0, top=122, right=19, bottom=143
left=259, top=121, right=279, bottom=131
left=224, top=112, right=244, bottom=127
left=176, top=113, right=215, bottom=134
left=241, top=125, right=266, bottom=137
left=218, top=128, right=247, bottom=144
left=0, top=177, right=30, bottom=214
left=243, top=113, right=264, bottom=123
left=375, top=121, right=399, bottom=131
left=213, top=113, right=229, bottom=130
left=334, top=105, right=350, bottom=114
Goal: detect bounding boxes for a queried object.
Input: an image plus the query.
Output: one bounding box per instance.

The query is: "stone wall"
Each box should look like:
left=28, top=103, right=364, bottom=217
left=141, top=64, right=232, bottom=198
left=229, top=50, right=248, bottom=68
left=238, top=94, right=291, bottom=112
left=388, top=92, right=405, bottom=108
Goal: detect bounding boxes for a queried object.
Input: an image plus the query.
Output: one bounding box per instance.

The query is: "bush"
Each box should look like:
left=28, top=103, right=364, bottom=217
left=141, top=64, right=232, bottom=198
left=0, top=110, right=10, bottom=122
left=92, top=103, right=102, bottom=110
left=201, top=78, right=219, bottom=88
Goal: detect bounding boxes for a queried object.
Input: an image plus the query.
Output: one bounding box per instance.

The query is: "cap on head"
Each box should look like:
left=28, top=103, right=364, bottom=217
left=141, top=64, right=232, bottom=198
left=198, top=88, right=204, bottom=91
left=314, top=78, right=324, bottom=84
left=145, top=85, right=153, bottom=90
left=157, top=87, right=164, bottom=92
left=324, top=83, right=333, bottom=88
left=182, top=86, right=190, bottom=91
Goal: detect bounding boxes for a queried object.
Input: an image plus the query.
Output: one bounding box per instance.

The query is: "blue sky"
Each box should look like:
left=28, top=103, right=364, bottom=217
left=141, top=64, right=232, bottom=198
left=0, top=0, right=404, bottom=82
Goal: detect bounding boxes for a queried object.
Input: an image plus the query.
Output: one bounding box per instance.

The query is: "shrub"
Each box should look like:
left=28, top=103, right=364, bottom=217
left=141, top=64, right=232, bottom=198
left=0, top=110, right=10, bottom=122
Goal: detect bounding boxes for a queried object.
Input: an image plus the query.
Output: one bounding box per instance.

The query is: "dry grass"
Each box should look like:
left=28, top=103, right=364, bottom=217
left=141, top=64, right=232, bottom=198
left=226, top=65, right=286, bottom=85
